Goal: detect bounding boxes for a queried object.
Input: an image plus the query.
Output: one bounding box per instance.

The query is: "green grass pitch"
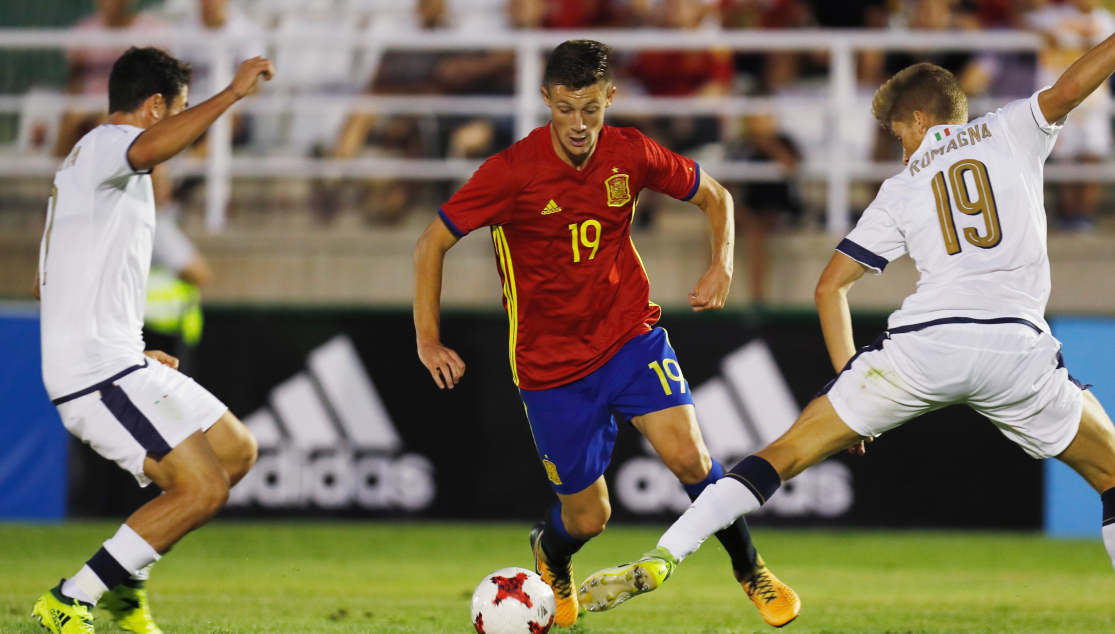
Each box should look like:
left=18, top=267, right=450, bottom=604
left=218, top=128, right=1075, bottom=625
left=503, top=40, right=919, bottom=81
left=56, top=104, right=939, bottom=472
left=1, top=522, right=1113, bottom=634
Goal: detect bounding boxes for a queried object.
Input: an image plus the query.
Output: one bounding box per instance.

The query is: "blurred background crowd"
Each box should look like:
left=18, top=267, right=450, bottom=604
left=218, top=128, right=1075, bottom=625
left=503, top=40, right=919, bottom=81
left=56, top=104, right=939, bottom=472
left=3, top=0, right=1115, bottom=305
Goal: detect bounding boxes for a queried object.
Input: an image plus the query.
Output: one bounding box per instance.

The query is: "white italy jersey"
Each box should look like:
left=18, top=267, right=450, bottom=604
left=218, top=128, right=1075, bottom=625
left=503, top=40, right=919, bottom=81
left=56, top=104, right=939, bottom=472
left=839, top=90, right=1064, bottom=332
left=39, top=124, right=155, bottom=399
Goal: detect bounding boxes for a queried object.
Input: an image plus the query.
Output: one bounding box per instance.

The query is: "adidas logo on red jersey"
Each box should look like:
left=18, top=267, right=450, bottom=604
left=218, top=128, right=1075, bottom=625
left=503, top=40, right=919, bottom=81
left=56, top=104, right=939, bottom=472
left=541, top=200, right=562, bottom=215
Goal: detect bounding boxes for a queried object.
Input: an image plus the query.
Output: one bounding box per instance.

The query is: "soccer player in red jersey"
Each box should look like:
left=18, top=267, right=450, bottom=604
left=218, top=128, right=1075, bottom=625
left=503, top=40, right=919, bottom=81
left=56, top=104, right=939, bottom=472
left=413, top=40, right=799, bottom=628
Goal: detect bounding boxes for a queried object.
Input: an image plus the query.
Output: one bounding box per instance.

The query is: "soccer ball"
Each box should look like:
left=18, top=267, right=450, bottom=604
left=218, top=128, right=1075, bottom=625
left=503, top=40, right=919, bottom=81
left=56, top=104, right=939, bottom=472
left=470, top=567, right=556, bottom=634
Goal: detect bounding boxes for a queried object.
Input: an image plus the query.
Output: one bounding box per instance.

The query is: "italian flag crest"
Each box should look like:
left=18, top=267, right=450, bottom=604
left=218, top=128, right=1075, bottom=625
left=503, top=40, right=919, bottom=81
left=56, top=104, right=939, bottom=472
left=934, top=128, right=952, bottom=142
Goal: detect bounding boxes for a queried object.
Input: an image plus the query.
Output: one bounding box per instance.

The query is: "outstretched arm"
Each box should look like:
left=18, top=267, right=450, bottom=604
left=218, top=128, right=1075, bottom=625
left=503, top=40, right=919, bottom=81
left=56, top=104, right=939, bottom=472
left=814, top=251, right=868, bottom=373
left=127, top=58, right=274, bottom=171
left=1039, top=31, right=1115, bottom=124
left=414, top=218, right=466, bottom=389
left=685, top=168, right=734, bottom=312
left=815, top=251, right=870, bottom=455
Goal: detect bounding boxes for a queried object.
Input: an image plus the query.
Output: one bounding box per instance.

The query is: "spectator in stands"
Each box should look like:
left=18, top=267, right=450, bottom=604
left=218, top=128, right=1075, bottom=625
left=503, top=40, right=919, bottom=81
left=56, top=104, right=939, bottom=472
left=58, top=0, right=179, bottom=246
left=884, top=0, right=978, bottom=78
left=621, top=0, right=733, bottom=227
left=727, top=114, right=801, bottom=305
left=873, top=0, right=980, bottom=162
left=720, top=0, right=819, bottom=95
left=509, top=0, right=547, bottom=28
left=1029, top=0, right=1115, bottom=232
left=330, top=0, right=514, bottom=224
left=803, top=0, right=886, bottom=28
left=543, top=0, right=614, bottom=27
left=55, top=0, right=166, bottom=157
left=960, top=0, right=1039, bottom=100
left=509, top=0, right=669, bottom=29
left=624, top=0, right=733, bottom=149
left=172, top=0, right=266, bottom=102
left=167, top=0, right=266, bottom=155
left=541, top=0, right=617, bottom=28
left=453, top=0, right=515, bottom=31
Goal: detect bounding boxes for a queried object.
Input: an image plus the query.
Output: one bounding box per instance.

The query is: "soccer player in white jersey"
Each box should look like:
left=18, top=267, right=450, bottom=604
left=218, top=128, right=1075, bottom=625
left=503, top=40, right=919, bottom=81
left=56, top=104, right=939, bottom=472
left=579, top=42, right=1115, bottom=613
left=31, top=47, right=273, bottom=634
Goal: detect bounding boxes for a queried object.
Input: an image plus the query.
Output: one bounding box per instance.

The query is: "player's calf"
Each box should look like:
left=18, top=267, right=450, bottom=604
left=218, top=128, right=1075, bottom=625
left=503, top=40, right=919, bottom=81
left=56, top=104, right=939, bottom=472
left=530, top=505, right=587, bottom=628
left=756, top=396, right=865, bottom=482
left=1055, top=391, right=1115, bottom=571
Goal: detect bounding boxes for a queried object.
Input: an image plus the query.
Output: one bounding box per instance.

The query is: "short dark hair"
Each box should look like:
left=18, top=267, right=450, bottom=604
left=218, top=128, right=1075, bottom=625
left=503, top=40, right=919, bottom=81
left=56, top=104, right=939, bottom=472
left=108, top=47, right=192, bottom=114
left=872, top=63, right=968, bottom=127
left=543, top=40, right=613, bottom=90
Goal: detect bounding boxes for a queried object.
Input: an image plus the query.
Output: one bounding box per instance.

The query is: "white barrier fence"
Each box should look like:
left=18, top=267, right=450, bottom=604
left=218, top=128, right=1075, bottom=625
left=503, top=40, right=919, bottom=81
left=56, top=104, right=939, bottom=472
left=0, top=27, right=1071, bottom=233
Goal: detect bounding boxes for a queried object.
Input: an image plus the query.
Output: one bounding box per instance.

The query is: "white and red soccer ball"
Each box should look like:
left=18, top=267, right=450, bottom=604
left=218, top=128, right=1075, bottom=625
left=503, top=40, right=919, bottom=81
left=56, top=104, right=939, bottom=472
left=470, top=567, right=556, bottom=634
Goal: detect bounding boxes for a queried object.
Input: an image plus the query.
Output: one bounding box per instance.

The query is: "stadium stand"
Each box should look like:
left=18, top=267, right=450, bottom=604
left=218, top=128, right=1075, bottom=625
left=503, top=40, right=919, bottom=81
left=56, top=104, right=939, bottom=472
left=2, top=0, right=1115, bottom=307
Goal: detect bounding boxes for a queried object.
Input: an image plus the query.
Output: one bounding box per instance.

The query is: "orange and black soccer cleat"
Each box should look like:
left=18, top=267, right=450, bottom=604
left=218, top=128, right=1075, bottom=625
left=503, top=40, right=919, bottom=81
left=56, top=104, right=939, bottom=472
left=738, top=556, right=800, bottom=628
left=529, top=523, right=579, bottom=627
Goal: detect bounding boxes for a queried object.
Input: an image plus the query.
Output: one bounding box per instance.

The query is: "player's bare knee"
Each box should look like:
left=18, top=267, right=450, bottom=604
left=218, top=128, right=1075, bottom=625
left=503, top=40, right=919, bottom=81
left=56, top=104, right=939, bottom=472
left=569, top=515, right=607, bottom=539
left=197, top=476, right=230, bottom=519
left=662, top=443, right=712, bottom=484
left=229, top=430, right=259, bottom=485
left=181, top=467, right=231, bottom=520
left=567, top=502, right=610, bottom=538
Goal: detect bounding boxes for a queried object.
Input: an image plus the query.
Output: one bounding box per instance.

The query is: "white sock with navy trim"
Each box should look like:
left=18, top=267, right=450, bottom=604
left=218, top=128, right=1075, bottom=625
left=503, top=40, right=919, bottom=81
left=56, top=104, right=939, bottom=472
left=658, top=456, right=782, bottom=563
left=131, top=562, right=155, bottom=583
left=1102, top=488, right=1115, bottom=572
left=61, top=566, right=108, bottom=606
left=61, top=525, right=160, bottom=605
left=658, top=478, right=759, bottom=563
left=103, top=525, right=159, bottom=573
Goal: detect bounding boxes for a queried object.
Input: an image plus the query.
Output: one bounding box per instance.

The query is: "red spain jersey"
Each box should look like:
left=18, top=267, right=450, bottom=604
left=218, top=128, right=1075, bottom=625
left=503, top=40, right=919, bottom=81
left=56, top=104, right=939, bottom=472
left=439, top=124, right=700, bottom=390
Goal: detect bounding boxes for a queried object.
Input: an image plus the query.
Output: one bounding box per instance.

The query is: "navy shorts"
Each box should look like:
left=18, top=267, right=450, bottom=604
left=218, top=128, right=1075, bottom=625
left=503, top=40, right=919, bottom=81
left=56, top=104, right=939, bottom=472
left=520, top=327, right=694, bottom=495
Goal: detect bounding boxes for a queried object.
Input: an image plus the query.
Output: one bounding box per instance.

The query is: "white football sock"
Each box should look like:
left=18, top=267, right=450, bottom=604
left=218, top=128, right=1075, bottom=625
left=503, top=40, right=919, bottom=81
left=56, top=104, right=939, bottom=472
left=658, top=477, right=762, bottom=563
left=103, top=524, right=161, bottom=575
left=1103, top=523, right=1115, bottom=573
left=61, top=525, right=160, bottom=605
left=132, top=562, right=155, bottom=582
left=62, top=566, right=108, bottom=605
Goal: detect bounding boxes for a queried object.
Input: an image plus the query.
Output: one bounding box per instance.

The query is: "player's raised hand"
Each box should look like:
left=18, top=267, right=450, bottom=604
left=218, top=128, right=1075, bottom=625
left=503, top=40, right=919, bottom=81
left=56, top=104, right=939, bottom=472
left=689, top=265, right=732, bottom=312
left=228, top=57, right=274, bottom=100
left=418, top=341, right=466, bottom=389
left=143, top=350, right=180, bottom=370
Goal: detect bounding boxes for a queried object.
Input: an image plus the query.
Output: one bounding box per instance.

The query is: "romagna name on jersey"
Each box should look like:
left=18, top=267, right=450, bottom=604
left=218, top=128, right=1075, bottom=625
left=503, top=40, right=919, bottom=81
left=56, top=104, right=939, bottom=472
left=909, top=123, right=992, bottom=175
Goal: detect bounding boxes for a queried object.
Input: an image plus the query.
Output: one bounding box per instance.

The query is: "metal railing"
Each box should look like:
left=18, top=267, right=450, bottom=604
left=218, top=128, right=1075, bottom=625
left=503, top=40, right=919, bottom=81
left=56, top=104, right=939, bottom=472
left=0, top=27, right=1050, bottom=233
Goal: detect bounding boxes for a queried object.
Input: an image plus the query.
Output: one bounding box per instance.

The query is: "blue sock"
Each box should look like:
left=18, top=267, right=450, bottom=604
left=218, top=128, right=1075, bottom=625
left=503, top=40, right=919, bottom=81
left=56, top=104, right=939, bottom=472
left=540, top=503, right=587, bottom=564
left=683, top=460, right=725, bottom=501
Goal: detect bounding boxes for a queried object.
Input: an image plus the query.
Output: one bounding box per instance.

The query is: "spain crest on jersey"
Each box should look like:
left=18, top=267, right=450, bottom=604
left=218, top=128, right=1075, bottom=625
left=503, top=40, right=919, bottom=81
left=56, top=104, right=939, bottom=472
left=604, top=173, right=631, bottom=207
left=542, top=459, right=562, bottom=485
